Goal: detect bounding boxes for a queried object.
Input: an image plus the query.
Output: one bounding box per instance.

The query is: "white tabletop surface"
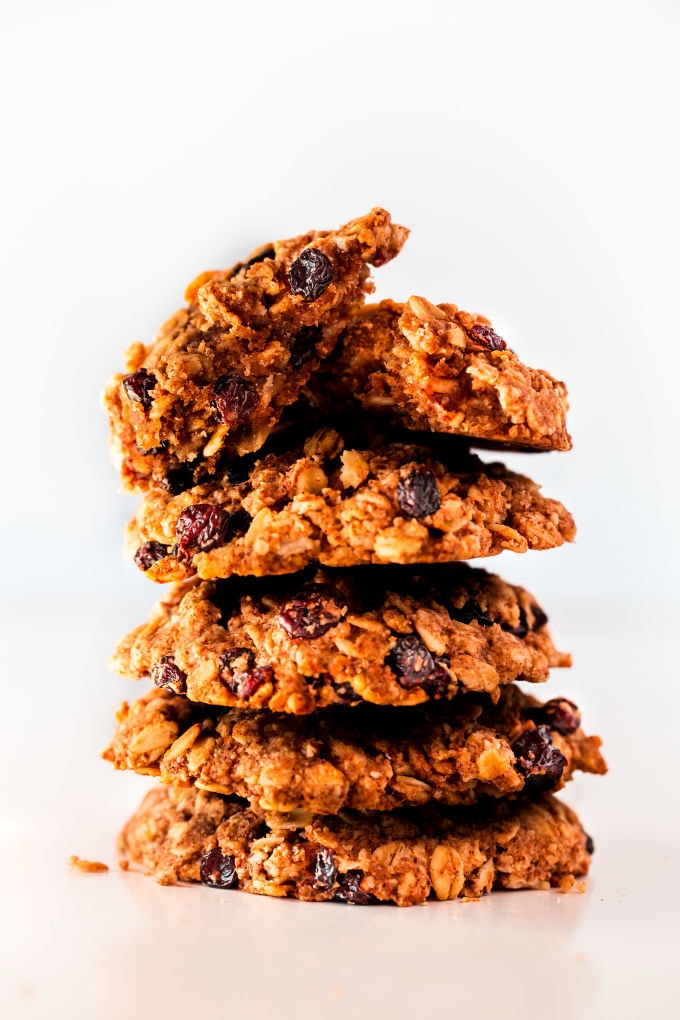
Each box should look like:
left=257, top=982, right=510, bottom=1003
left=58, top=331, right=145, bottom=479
left=1, top=601, right=677, bottom=1020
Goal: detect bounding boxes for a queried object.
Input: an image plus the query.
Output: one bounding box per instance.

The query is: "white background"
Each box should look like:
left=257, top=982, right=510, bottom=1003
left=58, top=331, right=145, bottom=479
left=1, top=2, right=678, bottom=1018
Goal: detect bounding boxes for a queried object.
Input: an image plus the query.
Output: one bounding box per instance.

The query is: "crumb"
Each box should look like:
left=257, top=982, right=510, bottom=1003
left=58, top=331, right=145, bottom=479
left=69, top=855, right=109, bottom=873
left=119, top=859, right=130, bottom=871
left=559, top=874, right=575, bottom=893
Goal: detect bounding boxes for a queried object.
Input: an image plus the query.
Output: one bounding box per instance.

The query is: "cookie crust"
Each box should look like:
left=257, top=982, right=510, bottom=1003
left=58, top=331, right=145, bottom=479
left=103, top=209, right=408, bottom=492
left=110, top=565, right=570, bottom=711
left=309, top=298, right=570, bottom=451
left=126, top=431, right=576, bottom=583
left=118, top=786, right=592, bottom=905
left=104, top=685, right=606, bottom=814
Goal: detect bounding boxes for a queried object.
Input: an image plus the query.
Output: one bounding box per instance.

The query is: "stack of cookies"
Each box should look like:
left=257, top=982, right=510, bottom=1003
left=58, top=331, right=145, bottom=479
left=103, top=209, right=606, bottom=906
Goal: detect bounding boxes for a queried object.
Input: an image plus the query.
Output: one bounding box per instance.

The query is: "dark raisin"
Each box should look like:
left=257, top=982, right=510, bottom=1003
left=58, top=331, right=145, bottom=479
left=212, top=374, right=259, bottom=429
left=151, top=656, right=187, bottom=695
left=504, top=605, right=528, bottom=638
left=219, top=648, right=272, bottom=700
left=244, top=244, right=275, bottom=268
left=529, top=602, right=549, bottom=630
left=175, top=504, right=231, bottom=563
left=585, top=834, right=595, bottom=855
left=122, top=368, right=157, bottom=409
left=536, top=698, right=581, bottom=735
left=313, top=847, right=338, bottom=891
left=279, top=584, right=347, bottom=639
left=133, top=541, right=169, bottom=571
left=335, top=870, right=376, bottom=905
left=422, top=657, right=452, bottom=697
left=451, top=600, right=494, bottom=627
left=388, top=635, right=436, bottom=689
left=512, top=725, right=567, bottom=792
left=332, top=681, right=362, bottom=705
left=199, top=848, right=238, bottom=889
left=289, top=249, right=334, bottom=301
left=226, top=507, right=252, bottom=537
left=468, top=323, right=507, bottom=351
left=290, top=325, right=321, bottom=369
left=396, top=469, right=441, bottom=518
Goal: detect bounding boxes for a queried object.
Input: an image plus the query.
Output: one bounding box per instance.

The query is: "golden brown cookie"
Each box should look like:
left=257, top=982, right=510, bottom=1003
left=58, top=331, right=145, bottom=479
left=126, top=430, right=576, bottom=583
left=308, top=298, right=570, bottom=450
left=104, top=685, right=606, bottom=813
left=110, top=565, right=570, bottom=711
left=118, top=785, right=593, bottom=905
left=103, top=209, right=408, bottom=492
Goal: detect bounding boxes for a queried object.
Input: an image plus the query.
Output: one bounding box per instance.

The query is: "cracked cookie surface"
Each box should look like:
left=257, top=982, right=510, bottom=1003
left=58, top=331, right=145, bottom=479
left=118, top=786, right=592, bottom=905
left=111, top=565, right=570, bottom=711
left=308, top=298, right=570, bottom=451
left=126, top=430, right=575, bottom=583
left=103, top=209, right=408, bottom=492
left=104, top=685, right=606, bottom=813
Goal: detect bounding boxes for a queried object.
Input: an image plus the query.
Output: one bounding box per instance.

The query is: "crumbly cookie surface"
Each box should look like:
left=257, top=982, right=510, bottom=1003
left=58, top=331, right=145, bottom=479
left=104, top=685, right=606, bottom=814
left=308, top=299, right=571, bottom=451
left=118, top=786, right=592, bottom=905
left=103, top=209, right=408, bottom=492
left=110, top=565, right=570, bottom=711
left=126, top=430, right=575, bottom=583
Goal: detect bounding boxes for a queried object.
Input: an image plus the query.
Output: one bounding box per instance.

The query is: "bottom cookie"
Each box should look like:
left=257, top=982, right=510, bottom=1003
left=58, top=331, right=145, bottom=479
left=118, top=785, right=592, bottom=906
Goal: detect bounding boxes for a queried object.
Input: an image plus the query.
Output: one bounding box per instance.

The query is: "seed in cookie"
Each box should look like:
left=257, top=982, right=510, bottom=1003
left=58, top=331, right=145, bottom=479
left=134, top=541, right=169, bottom=571
left=151, top=656, right=187, bottom=695
left=279, top=583, right=348, bottom=639
left=199, top=848, right=238, bottom=889
left=537, top=698, right=581, bottom=735
left=175, top=504, right=231, bottom=563
left=312, top=847, right=338, bottom=891
left=122, top=368, right=157, bottom=410
left=396, top=469, right=441, bottom=518
left=335, top=870, right=376, bottom=905
left=512, top=725, right=567, bottom=792
left=467, top=323, right=507, bottom=351
left=212, top=374, right=259, bottom=429
left=289, top=248, right=335, bottom=301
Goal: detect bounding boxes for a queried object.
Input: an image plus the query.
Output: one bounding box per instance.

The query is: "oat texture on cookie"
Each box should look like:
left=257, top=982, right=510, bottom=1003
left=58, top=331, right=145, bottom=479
left=103, top=209, right=605, bottom=906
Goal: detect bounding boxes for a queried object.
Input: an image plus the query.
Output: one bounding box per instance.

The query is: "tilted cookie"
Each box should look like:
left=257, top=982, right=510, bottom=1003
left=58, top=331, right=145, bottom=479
left=110, top=565, right=570, bottom=711
left=103, top=209, right=408, bottom=492
left=126, top=429, right=576, bottom=582
left=104, top=685, right=606, bottom=814
left=118, top=785, right=593, bottom=905
left=308, top=298, right=570, bottom=450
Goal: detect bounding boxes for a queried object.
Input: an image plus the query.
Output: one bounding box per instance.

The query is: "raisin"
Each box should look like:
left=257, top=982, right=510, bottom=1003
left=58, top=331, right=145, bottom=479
left=312, top=847, right=338, bottom=891
left=451, top=600, right=494, bottom=627
left=133, top=541, right=169, bottom=571
left=529, top=602, right=549, bottom=630
left=504, top=605, right=528, bottom=638
left=151, top=656, right=187, bottom=695
left=289, top=249, right=334, bottom=301
left=244, top=244, right=275, bottom=268
left=212, top=374, right=259, bottom=429
left=219, top=648, right=272, bottom=700
left=226, top=507, right=252, bottom=537
left=332, top=681, right=362, bottom=705
left=585, top=834, right=595, bottom=855
left=175, top=504, right=231, bottom=563
left=512, top=725, right=567, bottom=792
left=396, top=469, right=441, bottom=518
left=122, top=368, right=157, bottom=410
left=468, top=323, right=507, bottom=351
left=388, top=635, right=437, bottom=689
left=290, top=325, right=321, bottom=369
left=279, top=583, right=347, bottom=639
left=335, top=870, right=376, bottom=905
left=199, top=848, right=238, bottom=889
left=536, top=698, right=581, bottom=735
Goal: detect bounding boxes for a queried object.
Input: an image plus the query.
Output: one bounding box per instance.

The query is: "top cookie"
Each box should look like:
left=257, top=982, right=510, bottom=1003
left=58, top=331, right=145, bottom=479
left=103, top=209, right=408, bottom=492
left=308, top=298, right=571, bottom=451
